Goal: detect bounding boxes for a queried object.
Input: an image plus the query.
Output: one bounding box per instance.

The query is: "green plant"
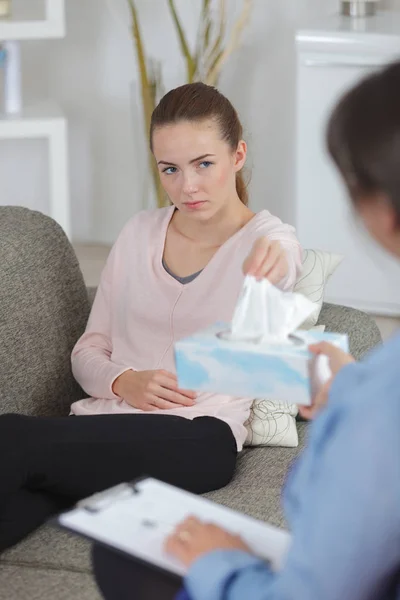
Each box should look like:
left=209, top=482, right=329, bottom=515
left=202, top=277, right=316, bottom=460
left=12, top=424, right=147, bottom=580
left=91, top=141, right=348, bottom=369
left=128, top=0, right=252, bottom=208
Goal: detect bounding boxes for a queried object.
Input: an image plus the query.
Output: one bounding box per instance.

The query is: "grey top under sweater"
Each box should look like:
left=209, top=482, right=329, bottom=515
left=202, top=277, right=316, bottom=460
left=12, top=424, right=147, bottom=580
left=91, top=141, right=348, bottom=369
left=162, top=258, right=202, bottom=284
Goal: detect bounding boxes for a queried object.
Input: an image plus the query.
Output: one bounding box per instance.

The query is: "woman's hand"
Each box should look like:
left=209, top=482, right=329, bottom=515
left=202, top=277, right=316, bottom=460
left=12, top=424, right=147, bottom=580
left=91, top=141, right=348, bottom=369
left=112, top=370, right=197, bottom=411
left=165, top=516, right=251, bottom=569
left=299, top=342, right=355, bottom=420
left=243, top=237, right=289, bottom=284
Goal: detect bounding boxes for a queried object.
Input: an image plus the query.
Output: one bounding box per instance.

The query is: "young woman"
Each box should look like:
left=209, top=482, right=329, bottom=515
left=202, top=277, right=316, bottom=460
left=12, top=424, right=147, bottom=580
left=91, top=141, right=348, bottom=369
left=0, top=82, right=301, bottom=552
left=93, top=64, right=400, bottom=600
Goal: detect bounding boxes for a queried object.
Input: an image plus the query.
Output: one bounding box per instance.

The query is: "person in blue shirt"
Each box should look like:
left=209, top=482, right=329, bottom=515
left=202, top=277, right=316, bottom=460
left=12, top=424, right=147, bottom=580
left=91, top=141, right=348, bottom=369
left=93, top=62, right=400, bottom=600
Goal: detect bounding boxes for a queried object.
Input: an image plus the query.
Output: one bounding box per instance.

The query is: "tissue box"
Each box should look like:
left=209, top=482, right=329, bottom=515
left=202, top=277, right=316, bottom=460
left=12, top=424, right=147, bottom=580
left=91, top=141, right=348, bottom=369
left=175, top=324, right=349, bottom=406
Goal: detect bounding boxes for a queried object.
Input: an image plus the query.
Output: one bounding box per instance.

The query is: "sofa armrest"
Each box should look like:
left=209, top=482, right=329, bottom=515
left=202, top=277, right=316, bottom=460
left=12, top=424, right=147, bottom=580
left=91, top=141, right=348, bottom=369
left=318, top=302, right=381, bottom=360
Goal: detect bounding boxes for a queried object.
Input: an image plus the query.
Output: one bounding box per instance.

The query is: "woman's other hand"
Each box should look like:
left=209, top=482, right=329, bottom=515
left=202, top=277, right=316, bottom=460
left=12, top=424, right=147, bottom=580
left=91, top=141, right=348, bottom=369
left=299, top=342, right=355, bottom=420
left=112, top=370, right=197, bottom=411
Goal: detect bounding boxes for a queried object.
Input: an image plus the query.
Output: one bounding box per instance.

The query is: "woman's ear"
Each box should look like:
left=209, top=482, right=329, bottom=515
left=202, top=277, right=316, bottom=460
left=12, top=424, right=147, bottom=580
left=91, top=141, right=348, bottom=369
left=234, top=140, right=247, bottom=173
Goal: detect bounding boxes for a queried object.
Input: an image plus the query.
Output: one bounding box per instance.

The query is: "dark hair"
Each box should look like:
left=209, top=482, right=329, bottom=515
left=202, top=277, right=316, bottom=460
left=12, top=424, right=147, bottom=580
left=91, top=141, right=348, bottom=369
left=327, top=61, right=400, bottom=222
left=150, top=82, right=249, bottom=206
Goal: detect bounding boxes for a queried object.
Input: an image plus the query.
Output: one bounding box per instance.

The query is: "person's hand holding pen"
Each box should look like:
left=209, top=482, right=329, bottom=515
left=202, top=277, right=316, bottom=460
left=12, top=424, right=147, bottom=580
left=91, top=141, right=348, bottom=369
left=165, top=516, right=251, bottom=568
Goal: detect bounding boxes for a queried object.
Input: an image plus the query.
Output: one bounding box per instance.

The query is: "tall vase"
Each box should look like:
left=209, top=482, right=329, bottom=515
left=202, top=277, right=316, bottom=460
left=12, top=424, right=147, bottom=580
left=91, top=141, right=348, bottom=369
left=340, top=0, right=379, bottom=16
left=129, top=80, right=157, bottom=211
left=0, top=0, right=11, bottom=19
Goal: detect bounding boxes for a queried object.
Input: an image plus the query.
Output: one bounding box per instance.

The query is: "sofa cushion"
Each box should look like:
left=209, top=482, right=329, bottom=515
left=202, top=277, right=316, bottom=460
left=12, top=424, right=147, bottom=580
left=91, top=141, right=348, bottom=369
left=0, top=207, right=381, bottom=598
left=319, top=302, right=381, bottom=359
left=1, top=524, right=93, bottom=573
left=0, top=207, right=90, bottom=416
left=205, top=422, right=307, bottom=526
left=0, top=564, right=100, bottom=600
left=0, top=423, right=307, bottom=580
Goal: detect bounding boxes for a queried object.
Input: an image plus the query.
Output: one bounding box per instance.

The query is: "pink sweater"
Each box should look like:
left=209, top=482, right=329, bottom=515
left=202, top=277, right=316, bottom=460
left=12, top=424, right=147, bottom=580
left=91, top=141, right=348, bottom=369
left=71, top=207, right=302, bottom=450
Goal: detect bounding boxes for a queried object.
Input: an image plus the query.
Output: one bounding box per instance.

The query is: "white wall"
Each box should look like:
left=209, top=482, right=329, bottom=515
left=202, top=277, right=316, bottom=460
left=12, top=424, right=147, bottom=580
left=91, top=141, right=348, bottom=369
left=0, top=0, right=399, bottom=244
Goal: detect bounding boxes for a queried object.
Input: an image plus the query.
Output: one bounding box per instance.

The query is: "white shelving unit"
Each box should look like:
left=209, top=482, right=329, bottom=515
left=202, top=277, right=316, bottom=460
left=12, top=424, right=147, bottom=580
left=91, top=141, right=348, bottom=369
left=0, top=0, right=70, bottom=238
left=0, top=0, right=65, bottom=40
left=295, top=11, right=400, bottom=316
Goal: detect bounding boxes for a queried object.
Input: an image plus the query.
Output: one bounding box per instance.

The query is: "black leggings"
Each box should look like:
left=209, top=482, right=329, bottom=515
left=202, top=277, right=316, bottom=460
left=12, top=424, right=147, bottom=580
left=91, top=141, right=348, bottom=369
left=93, top=545, right=182, bottom=600
left=0, top=413, right=237, bottom=552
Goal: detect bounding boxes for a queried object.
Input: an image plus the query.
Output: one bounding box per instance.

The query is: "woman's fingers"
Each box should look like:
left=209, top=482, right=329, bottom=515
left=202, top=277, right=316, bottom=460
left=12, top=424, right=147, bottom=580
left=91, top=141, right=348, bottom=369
left=176, top=516, right=201, bottom=534
left=165, top=516, right=200, bottom=551
left=155, top=372, right=197, bottom=404
left=299, top=378, right=331, bottom=420
left=300, top=344, right=355, bottom=420
left=156, top=387, right=196, bottom=406
left=175, top=388, right=197, bottom=400
left=243, top=238, right=288, bottom=283
left=253, top=242, right=278, bottom=278
left=150, top=397, right=186, bottom=410
left=149, top=383, right=196, bottom=407
left=309, top=342, right=338, bottom=357
left=309, top=342, right=354, bottom=376
left=257, top=248, right=288, bottom=283
left=157, top=370, right=178, bottom=385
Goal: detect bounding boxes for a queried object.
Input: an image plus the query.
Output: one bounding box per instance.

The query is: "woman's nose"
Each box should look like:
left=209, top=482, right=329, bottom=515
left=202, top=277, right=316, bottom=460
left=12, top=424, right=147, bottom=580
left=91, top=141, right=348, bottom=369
left=182, top=174, right=199, bottom=195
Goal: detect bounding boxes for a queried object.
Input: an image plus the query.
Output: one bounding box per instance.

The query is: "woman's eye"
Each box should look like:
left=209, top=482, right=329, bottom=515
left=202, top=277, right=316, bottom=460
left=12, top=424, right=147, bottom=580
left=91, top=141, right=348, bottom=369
left=199, top=161, right=213, bottom=169
left=163, top=166, right=177, bottom=175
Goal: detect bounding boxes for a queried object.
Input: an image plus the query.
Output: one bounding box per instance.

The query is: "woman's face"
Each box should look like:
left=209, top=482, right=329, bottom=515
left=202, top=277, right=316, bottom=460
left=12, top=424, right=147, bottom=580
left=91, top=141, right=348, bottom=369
left=152, top=119, right=246, bottom=220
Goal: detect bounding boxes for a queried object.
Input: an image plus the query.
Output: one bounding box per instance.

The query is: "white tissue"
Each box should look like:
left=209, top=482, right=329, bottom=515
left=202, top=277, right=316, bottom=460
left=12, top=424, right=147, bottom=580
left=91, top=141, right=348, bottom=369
left=226, top=276, right=315, bottom=344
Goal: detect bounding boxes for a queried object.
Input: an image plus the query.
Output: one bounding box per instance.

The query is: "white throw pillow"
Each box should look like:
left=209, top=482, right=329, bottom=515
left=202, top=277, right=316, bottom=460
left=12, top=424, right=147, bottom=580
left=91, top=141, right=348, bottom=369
left=244, top=322, right=327, bottom=448
left=245, top=399, right=299, bottom=447
left=294, top=249, right=343, bottom=329
left=244, top=250, right=343, bottom=448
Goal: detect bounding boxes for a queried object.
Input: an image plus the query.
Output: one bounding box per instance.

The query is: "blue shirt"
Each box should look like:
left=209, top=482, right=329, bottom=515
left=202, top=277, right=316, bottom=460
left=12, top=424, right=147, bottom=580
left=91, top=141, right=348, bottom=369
left=184, top=333, right=400, bottom=600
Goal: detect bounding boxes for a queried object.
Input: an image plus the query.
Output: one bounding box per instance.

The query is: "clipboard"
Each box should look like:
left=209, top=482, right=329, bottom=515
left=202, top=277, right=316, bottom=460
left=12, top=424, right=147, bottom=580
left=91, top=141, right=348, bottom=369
left=53, top=477, right=291, bottom=580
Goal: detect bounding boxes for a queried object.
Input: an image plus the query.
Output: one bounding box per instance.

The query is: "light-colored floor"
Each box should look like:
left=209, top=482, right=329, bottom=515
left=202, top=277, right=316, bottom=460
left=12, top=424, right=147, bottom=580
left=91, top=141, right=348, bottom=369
left=373, top=315, right=400, bottom=341
left=73, top=244, right=400, bottom=341
left=74, top=244, right=111, bottom=288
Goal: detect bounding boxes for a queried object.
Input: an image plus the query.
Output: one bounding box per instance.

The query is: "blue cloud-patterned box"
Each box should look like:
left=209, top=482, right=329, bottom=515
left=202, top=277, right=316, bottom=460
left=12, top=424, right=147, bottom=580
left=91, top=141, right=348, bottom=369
left=175, top=324, right=348, bottom=405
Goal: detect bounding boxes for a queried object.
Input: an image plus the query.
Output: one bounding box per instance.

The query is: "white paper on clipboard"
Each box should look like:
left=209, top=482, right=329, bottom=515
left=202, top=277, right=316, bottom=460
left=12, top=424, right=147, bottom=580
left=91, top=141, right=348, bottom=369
left=57, top=478, right=291, bottom=577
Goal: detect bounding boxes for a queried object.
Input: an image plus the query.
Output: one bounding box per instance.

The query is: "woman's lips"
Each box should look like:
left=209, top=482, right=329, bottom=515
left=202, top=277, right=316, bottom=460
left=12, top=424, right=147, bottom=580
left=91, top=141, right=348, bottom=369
left=184, top=201, right=207, bottom=210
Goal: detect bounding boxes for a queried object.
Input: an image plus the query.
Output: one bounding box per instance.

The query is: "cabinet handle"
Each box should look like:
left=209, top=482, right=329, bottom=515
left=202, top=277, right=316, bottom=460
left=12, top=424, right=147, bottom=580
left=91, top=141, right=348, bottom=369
left=303, top=59, right=381, bottom=68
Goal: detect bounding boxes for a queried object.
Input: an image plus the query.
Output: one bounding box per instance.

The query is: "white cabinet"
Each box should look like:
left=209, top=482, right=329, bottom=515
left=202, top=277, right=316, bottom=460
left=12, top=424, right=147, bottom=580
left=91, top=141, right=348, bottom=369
left=296, top=12, right=400, bottom=315
left=0, top=0, right=70, bottom=238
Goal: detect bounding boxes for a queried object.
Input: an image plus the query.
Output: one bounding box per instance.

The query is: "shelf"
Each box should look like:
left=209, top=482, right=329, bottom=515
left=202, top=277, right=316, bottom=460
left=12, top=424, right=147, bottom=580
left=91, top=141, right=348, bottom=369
left=0, top=100, right=65, bottom=120
left=0, top=0, right=65, bottom=41
left=297, top=10, right=400, bottom=56
left=0, top=97, right=71, bottom=239
left=0, top=101, right=66, bottom=138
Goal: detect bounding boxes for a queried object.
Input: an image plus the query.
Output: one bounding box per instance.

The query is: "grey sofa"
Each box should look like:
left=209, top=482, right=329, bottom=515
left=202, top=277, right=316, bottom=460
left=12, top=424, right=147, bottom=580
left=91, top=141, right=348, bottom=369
left=0, top=207, right=382, bottom=600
